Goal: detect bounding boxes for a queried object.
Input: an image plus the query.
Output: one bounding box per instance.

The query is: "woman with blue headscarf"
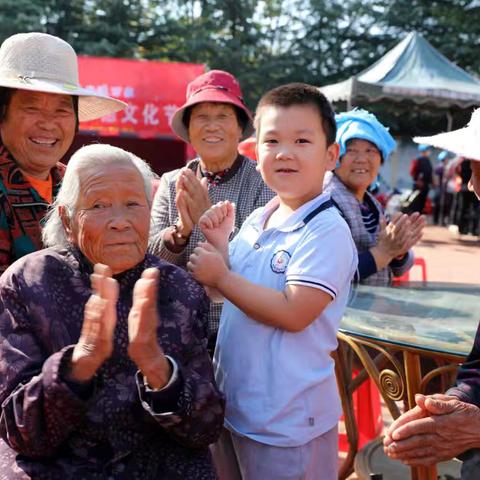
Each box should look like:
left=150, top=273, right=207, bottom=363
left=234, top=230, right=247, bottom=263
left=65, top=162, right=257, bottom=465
left=323, top=109, right=425, bottom=285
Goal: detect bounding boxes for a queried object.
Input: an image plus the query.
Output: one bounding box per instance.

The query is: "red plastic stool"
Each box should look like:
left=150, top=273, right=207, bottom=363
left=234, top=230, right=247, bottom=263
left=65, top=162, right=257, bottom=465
left=392, top=256, right=427, bottom=284
left=339, top=370, right=383, bottom=452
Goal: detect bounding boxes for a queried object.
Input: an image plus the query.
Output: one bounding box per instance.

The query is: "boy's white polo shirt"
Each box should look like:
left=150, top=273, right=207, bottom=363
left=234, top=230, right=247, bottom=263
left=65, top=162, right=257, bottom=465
left=214, top=192, right=357, bottom=447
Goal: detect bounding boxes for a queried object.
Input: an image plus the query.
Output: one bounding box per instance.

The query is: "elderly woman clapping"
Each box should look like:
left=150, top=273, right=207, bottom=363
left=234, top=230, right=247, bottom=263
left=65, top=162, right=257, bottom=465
left=0, top=144, right=224, bottom=479
left=149, top=70, right=274, bottom=350
left=323, top=109, right=425, bottom=285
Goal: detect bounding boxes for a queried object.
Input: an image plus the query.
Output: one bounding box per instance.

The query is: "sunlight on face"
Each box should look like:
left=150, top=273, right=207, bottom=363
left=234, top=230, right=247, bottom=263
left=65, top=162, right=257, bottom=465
left=67, top=161, right=150, bottom=274
left=0, top=90, right=76, bottom=178
left=335, top=138, right=382, bottom=200
left=188, top=102, right=243, bottom=166
left=256, top=104, right=338, bottom=210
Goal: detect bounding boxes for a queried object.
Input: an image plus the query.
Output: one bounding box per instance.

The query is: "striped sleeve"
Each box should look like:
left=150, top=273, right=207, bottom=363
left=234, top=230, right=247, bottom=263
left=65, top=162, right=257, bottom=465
left=285, top=275, right=338, bottom=298
left=285, top=215, right=357, bottom=300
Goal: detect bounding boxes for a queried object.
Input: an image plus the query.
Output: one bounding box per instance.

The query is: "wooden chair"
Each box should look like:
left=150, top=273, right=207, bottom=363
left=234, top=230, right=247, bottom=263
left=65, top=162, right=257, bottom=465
left=335, top=332, right=461, bottom=480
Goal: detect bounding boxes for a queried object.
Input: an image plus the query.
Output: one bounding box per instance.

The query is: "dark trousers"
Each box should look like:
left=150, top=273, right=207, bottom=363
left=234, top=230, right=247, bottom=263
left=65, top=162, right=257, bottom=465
left=461, top=449, right=480, bottom=479
left=456, top=190, right=479, bottom=235
left=434, top=189, right=454, bottom=226
left=403, top=188, right=429, bottom=214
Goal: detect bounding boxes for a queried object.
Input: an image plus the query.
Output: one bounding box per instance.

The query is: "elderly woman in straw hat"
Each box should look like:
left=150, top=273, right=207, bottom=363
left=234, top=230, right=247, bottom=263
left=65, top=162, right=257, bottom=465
left=149, top=70, right=274, bottom=350
left=384, top=110, right=480, bottom=478
left=0, top=143, right=224, bottom=479
left=0, top=32, right=124, bottom=273
left=323, top=109, right=425, bottom=285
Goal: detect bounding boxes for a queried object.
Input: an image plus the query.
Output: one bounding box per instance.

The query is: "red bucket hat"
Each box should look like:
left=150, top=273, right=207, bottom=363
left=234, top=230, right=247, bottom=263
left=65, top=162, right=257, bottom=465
left=170, top=70, right=254, bottom=142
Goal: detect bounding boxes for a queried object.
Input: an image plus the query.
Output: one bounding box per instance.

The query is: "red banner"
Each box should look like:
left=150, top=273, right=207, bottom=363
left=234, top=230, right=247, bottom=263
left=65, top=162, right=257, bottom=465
left=78, top=56, right=205, bottom=138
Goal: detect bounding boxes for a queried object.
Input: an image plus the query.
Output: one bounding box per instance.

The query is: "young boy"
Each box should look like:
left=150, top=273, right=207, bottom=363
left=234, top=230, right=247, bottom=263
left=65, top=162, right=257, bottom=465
left=187, top=83, right=358, bottom=480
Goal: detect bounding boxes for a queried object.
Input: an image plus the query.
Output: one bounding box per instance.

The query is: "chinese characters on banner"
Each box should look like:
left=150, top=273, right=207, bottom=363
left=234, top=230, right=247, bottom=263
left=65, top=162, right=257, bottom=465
left=78, top=56, right=205, bottom=138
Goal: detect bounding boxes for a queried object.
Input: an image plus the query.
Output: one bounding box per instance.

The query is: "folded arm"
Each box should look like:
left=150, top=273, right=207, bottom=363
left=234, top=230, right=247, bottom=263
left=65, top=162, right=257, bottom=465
left=447, top=325, right=480, bottom=408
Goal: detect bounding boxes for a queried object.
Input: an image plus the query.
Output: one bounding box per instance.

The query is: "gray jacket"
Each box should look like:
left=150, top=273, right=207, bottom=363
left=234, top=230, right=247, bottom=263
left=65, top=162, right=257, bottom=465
left=323, top=171, right=413, bottom=285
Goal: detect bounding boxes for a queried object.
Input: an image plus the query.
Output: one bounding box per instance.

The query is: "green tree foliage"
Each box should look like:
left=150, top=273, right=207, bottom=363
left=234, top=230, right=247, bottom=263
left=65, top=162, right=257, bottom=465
left=141, top=0, right=290, bottom=108
left=0, top=0, right=477, bottom=115
left=0, top=0, right=44, bottom=37
left=0, top=0, right=155, bottom=58
left=378, top=0, right=480, bottom=76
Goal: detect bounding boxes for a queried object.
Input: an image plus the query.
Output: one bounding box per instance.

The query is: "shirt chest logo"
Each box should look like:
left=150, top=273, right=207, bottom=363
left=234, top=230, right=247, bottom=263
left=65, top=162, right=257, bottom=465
left=270, top=250, right=291, bottom=273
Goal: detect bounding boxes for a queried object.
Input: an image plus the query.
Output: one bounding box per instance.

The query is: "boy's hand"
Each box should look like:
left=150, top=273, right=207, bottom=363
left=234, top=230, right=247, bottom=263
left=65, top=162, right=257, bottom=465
left=199, top=201, right=235, bottom=249
left=188, top=242, right=230, bottom=287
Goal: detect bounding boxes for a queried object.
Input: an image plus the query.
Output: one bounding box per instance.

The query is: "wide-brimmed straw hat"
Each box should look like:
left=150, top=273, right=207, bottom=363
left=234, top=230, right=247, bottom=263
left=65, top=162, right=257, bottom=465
left=0, top=32, right=126, bottom=122
left=414, top=109, right=480, bottom=162
left=170, top=70, right=254, bottom=142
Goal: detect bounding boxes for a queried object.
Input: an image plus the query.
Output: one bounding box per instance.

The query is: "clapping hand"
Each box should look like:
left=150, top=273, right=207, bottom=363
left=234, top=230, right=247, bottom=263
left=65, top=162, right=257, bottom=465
left=127, top=268, right=171, bottom=389
left=70, top=266, right=171, bottom=390
left=175, top=168, right=212, bottom=238
left=69, top=264, right=119, bottom=382
left=373, top=212, right=425, bottom=265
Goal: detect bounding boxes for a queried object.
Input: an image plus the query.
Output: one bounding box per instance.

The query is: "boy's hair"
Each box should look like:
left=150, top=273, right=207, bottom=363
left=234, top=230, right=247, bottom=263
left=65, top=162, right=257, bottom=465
left=254, top=83, right=336, bottom=145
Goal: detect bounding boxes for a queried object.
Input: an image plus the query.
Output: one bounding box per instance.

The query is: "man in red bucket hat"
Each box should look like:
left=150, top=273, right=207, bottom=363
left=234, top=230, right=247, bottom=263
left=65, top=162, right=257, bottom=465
left=149, top=70, right=274, bottom=351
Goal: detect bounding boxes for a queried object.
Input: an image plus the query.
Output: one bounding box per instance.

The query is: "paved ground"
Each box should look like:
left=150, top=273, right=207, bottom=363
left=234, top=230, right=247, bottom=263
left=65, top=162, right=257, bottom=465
left=412, top=224, right=479, bottom=284
left=342, top=224, right=479, bottom=478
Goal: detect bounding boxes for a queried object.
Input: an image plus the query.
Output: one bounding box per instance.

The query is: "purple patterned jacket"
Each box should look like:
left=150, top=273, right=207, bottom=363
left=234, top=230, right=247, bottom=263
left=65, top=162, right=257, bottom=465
left=0, top=247, right=225, bottom=479
left=448, top=322, right=480, bottom=408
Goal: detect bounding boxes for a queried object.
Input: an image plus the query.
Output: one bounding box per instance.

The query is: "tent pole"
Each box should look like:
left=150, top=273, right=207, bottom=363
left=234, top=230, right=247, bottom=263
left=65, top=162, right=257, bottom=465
left=446, top=110, right=453, bottom=132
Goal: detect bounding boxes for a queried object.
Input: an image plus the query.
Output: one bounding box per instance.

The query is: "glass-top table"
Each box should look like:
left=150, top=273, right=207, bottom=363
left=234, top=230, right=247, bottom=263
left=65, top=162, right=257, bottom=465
left=340, top=282, right=480, bottom=358
left=336, top=282, right=480, bottom=480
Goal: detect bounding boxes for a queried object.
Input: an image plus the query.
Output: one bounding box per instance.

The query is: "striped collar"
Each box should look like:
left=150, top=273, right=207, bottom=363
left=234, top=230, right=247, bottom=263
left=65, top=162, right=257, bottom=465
left=253, top=192, right=333, bottom=233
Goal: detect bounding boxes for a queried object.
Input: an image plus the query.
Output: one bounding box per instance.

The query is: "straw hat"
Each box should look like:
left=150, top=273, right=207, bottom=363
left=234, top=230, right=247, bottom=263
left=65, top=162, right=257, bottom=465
left=414, top=109, right=480, bottom=162
left=0, top=32, right=126, bottom=122
left=170, top=70, right=254, bottom=142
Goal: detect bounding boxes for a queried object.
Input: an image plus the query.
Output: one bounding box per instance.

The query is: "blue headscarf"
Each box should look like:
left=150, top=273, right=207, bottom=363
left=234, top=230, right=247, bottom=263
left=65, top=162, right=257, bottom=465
left=437, top=150, right=449, bottom=162
left=336, top=109, right=396, bottom=162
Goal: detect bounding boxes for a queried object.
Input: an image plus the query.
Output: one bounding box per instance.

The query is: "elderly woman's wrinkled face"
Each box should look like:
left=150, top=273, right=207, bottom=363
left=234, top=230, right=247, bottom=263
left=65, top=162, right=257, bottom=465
left=335, top=138, right=382, bottom=200
left=66, top=161, right=150, bottom=274
left=0, top=90, right=76, bottom=179
left=188, top=102, right=243, bottom=166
